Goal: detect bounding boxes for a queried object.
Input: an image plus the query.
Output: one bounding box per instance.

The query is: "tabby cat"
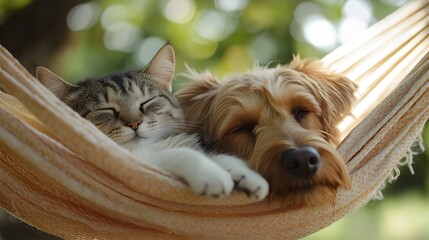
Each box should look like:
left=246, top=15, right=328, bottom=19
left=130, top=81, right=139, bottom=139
left=36, top=44, right=268, bottom=200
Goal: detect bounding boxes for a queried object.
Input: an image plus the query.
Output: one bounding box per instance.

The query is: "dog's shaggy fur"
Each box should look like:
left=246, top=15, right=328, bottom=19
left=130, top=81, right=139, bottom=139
left=177, top=57, right=357, bottom=208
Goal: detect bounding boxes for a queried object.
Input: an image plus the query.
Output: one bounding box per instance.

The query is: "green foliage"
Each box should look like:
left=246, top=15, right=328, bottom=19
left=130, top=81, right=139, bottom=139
left=58, top=0, right=400, bottom=83
left=0, top=0, right=31, bottom=11
left=0, top=0, right=32, bottom=22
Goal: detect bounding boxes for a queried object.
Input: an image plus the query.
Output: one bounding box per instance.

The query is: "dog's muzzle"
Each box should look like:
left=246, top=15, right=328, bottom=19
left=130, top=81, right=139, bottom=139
left=282, top=146, right=320, bottom=178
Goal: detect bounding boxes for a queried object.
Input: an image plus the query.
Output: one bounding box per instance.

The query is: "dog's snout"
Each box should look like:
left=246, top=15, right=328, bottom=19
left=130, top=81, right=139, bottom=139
left=282, top=146, right=320, bottom=178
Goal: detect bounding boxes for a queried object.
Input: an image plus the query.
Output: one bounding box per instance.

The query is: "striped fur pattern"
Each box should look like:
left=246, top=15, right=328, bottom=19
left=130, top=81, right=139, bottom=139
left=46, top=69, right=184, bottom=148
left=37, top=54, right=182, bottom=149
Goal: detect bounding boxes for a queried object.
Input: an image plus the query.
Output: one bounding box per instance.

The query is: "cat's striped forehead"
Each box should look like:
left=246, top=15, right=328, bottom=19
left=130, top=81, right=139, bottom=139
left=82, top=71, right=162, bottom=92
left=77, top=72, right=166, bottom=101
left=64, top=71, right=173, bottom=116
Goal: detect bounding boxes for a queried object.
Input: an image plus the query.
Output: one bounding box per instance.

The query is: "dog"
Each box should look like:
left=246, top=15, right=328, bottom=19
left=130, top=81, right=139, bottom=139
left=176, top=56, right=357, bottom=208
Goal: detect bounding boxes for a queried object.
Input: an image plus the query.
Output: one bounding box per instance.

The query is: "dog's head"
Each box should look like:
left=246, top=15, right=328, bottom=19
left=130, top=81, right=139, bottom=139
left=177, top=57, right=356, bottom=208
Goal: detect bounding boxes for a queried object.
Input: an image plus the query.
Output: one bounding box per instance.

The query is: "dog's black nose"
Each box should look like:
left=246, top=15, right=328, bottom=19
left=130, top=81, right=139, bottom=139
left=282, top=146, right=320, bottom=178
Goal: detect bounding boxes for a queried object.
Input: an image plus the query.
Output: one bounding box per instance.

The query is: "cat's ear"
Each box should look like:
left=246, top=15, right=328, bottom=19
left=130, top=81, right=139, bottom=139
left=144, top=43, right=175, bottom=92
left=36, top=66, right=78, bottom=99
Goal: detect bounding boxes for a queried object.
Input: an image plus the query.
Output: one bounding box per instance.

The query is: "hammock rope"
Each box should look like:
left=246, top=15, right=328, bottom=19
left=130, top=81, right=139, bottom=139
left=0, top=0, right=428, bottom=239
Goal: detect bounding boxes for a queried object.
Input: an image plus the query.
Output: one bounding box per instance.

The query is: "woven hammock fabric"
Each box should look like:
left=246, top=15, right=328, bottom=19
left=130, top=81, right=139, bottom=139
left=0, top=0, right=428, bottom=239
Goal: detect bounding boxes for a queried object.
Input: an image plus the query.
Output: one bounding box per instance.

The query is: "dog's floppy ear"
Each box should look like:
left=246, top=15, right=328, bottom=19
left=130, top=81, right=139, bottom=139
left=176, top=69, right=221, bottom=133
left=289, top=56, right=357, bottom=143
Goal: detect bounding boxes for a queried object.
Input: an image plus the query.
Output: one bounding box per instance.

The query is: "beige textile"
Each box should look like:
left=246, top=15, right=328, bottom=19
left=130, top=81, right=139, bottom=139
left=0, top=0, right=428, bottom=239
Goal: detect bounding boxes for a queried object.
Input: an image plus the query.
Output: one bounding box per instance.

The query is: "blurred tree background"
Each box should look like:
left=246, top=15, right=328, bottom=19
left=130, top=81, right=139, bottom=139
left=0, top=0, right=428, bottom=239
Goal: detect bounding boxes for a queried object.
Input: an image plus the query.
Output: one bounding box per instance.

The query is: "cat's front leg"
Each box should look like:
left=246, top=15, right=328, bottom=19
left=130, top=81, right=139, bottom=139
left=144, top=148, right=234, bottom=198
left=210, top=154, right=269, bottom=201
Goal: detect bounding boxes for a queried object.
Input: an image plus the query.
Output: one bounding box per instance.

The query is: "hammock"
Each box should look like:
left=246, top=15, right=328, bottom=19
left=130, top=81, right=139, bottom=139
left=0, top=0, right=428, bottom=239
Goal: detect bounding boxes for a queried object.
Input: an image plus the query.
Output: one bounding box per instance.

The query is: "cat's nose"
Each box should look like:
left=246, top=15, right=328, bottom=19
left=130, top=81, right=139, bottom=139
left=126, top=121, right=142, bottom=131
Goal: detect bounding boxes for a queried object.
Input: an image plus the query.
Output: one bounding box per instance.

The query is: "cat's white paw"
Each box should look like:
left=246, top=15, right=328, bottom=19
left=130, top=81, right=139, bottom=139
left=186, top=162, right=234, bottom=198
left=142, top=148, right=234, bottom=198
left=229, top=167, right=269, bottom=201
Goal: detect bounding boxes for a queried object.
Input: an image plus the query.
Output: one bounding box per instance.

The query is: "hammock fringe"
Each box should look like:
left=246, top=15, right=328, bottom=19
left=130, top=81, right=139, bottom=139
left=375, top=126, right=425, bottom=201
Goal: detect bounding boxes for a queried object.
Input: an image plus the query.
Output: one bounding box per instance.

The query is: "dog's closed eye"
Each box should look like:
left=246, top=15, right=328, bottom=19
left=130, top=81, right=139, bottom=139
left=232, top=121, right=256, bottom=135
left=293, top=107, right=309, bottom=123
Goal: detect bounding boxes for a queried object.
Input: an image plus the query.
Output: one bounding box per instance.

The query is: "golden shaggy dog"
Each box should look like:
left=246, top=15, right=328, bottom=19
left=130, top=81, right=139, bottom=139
left=177, top=57, right=357, bottom=208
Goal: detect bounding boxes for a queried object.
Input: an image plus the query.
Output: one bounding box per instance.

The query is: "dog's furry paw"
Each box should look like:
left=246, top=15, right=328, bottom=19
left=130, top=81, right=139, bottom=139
left=229, top=168, right=269, bottom=201
left=210, top=154, right=269, bottom=201
left=186, top=162, right=234, bottom=198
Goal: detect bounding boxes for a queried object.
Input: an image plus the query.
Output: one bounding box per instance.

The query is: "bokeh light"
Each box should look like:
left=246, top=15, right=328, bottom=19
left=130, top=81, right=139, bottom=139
left=100, top=4, right=127, bottom=31
left=103, top=22, right=141, bottom=52
left=134, top=37, right=166, bottom=66
left=292, top=0, right=377, bottom=51
left=294, top=2, right=321, bottom=25
left=66, top=2, right=100, bottom=31
left=249, top=34, right=278, bottom=64
left=162, top=0, right=195, bottom=24
left=303, top=15, right=337, bottom=50
left=338, top=16, right=369, bottom=44
left=215, top=0, right=249, bottom=12
left=195, top=10, right=237, bottom=41
left=343, top=0, right=373, bottom=24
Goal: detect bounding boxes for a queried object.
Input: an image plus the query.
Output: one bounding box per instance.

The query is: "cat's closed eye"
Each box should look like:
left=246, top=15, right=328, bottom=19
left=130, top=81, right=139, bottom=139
left=94, top=107, right=119, bottom=118
left=140, top=97, right=162, bottom=113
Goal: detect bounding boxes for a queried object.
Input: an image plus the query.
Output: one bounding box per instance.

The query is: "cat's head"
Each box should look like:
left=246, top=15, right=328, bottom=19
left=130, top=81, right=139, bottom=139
left=36, top=44, right=184, bottom=146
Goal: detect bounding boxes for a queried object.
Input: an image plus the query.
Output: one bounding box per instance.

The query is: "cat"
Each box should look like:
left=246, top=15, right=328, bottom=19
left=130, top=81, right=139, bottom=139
left=36, top=44, right=269, bottom=200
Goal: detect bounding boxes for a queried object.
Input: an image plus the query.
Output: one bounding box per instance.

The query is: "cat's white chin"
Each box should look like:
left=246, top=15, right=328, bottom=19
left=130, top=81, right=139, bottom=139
left=120, top=136, right=156, bottom=151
